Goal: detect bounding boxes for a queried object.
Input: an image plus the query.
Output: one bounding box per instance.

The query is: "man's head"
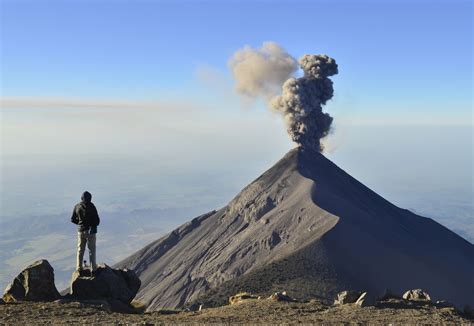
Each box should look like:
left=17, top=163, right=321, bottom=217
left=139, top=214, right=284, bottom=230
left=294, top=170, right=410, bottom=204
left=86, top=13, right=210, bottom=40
left=81, top=191, right=92, bottom=202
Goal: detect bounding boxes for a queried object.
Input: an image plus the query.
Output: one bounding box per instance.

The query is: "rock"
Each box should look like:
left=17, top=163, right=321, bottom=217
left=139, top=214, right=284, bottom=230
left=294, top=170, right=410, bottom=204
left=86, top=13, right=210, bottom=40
left=435, top=300, right=455, bottom=308
left=70, top=264, right=140, bottom=305
left=266, top=231, right=282, bottom=249
left=268, top=291, right=297, bottom=302
left=186, top=303, right=204, bottom=312
left=2, top=259, right=60, bottom=302
left=229, top=292, right=260, bottom=305
left=355, top=292, right=376, bottom=307
left=334, top=290, right=363, bottom=305
left=463, top=305, right=474, bottom=318
left=402, top=289, right=431, bottom=302
left=379, top=288, right=401, bottom=300
left=186, top=303, right=202, bottom=312
left=157, top=309, right=181, bottom=315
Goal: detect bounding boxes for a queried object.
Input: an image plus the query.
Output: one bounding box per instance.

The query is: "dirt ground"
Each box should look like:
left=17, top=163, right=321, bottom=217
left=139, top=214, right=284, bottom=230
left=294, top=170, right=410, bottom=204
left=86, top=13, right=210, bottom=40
left=0, top=298, right=472, bottom=325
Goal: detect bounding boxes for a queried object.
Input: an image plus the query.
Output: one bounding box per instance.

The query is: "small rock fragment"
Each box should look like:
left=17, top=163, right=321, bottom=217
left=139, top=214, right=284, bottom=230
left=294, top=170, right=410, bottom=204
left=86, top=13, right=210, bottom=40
left=186, top=303, right=202, bottom=312
left=435, top=300, right=455, bottom=308
left=463, top=305, right=474, bottom=318
left=268, top=291, right=297, bottom=302
left=334, top=290, right=363, bottom=305
left=229, top=292, right=260, bottom=304
left=379, top=288, right=401, bottom=300
left=402, top=289, right=431, bottom=302
left=355, top=292, right=376, bottom=307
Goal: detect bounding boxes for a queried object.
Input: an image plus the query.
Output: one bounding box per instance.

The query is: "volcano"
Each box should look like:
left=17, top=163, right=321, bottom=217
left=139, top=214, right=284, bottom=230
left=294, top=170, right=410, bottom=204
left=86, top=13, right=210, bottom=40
left=116, top=148, right=474, bottom=311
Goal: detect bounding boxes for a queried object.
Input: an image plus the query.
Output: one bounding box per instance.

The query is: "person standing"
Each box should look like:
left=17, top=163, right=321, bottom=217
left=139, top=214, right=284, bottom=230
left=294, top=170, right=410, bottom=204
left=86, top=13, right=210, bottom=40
left=71, top=191, right=100, bottom=272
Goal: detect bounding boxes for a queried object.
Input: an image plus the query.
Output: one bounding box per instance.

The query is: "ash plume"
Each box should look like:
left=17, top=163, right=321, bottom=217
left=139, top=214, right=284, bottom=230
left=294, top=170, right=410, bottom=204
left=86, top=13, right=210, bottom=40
left=229, top=42, right=338, bottom=152
left=272, top=54, right=338, bottom=152
left=228, top=42, right=298, bottom=101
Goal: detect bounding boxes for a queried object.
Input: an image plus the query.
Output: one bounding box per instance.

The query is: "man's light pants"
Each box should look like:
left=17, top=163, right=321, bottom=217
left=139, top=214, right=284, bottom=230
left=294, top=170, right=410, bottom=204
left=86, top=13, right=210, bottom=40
left=77, top=230, right=97, bottom=271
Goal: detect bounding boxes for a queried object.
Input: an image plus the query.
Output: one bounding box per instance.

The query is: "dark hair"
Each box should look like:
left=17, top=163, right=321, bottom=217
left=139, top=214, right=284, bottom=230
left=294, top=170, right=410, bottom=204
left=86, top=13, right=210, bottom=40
left=81, top=191, right=92, bottom=202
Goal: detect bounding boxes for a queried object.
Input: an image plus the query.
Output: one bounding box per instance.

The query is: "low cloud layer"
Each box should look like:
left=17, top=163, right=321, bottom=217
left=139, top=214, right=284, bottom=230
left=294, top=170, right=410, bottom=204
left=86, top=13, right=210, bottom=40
left=0, top=96, right=193, bottom=110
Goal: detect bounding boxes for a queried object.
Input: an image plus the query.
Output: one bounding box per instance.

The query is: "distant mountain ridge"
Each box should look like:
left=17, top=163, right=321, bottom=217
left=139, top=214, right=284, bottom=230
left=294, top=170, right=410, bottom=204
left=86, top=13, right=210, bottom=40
left=116, top=148, right=474, bottom=311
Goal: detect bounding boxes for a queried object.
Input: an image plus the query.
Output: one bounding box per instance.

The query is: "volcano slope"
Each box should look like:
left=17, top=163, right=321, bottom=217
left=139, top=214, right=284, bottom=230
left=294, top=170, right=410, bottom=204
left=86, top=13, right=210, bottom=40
left=116, top=148, right=474, bottom=311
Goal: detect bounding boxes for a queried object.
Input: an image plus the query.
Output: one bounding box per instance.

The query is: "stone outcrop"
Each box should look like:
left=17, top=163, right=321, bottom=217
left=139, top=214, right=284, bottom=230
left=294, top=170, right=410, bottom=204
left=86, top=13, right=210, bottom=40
left=435, top=300, right=455, bottom=308
left=334, top=290, right=375, bottom=307
left=268, top=291, right=297, bottom=302
left=229, top=292, right=260, bottom=305
left=334, top=290, right=362, bottom=305
left=2, top=260, right=60, bottom=302
left=355, top=292, right=375, bottom=307
left=464, top=305, right=474, bottom=319
left=379, top=288, right=401, bottom=300
left=402, top=289, right=431, bottom=302
left=70, top=264, right=140, bottom=305
left=186, top=302, right=204, bottom=312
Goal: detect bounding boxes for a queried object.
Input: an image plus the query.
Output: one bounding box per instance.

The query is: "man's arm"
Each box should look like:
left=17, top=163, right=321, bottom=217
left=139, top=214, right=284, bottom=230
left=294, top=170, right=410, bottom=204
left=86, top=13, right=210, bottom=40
left=71, top=205, right=79, bottom=224
left=89, top=205, right=100, bottom=234
left=92, top=205, right=100, bottom=226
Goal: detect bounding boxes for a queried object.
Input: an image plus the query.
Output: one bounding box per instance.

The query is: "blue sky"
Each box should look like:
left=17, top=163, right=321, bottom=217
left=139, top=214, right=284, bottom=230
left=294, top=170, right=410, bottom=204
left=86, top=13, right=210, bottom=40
left=1, top=0, right=472, bottom=123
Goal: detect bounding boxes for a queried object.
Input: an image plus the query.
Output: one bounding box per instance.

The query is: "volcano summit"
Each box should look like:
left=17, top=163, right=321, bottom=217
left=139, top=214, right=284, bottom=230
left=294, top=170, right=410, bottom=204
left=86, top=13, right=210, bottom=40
left=117, top=148, right=474, bottom=311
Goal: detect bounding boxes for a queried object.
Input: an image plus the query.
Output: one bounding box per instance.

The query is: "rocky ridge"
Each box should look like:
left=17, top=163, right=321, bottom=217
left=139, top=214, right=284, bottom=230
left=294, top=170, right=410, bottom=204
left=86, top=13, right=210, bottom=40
left=0, top=293, right=472, bottom=325
left=2, top=258, right=473, bottom=324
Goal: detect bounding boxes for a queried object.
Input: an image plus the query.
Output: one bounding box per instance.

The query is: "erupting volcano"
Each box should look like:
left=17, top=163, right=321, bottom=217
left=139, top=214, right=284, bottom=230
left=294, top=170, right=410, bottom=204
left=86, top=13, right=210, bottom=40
left=117, top=147, right=474, bottom=311
left=116, top=47, right=473, bottom=312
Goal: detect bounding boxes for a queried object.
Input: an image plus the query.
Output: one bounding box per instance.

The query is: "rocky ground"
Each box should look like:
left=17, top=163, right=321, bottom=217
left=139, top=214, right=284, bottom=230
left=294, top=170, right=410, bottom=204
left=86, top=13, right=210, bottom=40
left=1, top=297, right=472, bottom=325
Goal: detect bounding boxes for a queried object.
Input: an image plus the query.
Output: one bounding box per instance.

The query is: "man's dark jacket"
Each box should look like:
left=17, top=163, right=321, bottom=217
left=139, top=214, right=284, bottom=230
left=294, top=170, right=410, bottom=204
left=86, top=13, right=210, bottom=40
left=71, top=200, right=100, bottom=232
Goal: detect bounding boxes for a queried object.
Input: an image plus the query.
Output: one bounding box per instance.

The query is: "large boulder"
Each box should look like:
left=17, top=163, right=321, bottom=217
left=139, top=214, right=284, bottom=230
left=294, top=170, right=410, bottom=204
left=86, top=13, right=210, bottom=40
left=402, top=289, right=431, bottom=302
left=334, top=290, right=362, bottom=305
left=3, top=259, right=60, bottom=302
left=70, top=264, right=140, bottom=305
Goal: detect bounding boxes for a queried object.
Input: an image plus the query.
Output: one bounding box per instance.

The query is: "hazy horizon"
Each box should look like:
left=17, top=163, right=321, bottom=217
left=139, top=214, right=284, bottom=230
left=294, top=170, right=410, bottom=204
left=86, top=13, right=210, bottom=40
left=2, top=124, right=472, bottom=237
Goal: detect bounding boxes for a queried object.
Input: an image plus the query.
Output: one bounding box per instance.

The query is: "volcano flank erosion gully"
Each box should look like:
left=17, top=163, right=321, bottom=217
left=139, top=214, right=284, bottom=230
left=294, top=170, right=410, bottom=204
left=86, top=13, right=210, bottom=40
left=116, top=148, right=474, bottom=312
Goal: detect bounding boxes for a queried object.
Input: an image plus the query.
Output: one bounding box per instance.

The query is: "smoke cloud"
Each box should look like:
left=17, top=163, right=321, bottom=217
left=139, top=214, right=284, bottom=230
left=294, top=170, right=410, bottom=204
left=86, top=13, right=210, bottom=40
left=230, top=42, right=338, bottom=152
left=272, top=54, right=338, bottom=152
left=228, top=42, right=298, bottom=101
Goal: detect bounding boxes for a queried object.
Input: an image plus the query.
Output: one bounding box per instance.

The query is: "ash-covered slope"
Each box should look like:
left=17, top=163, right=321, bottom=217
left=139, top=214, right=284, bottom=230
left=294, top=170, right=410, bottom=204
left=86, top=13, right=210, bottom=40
left=116, top=148, right=474, bottom=311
